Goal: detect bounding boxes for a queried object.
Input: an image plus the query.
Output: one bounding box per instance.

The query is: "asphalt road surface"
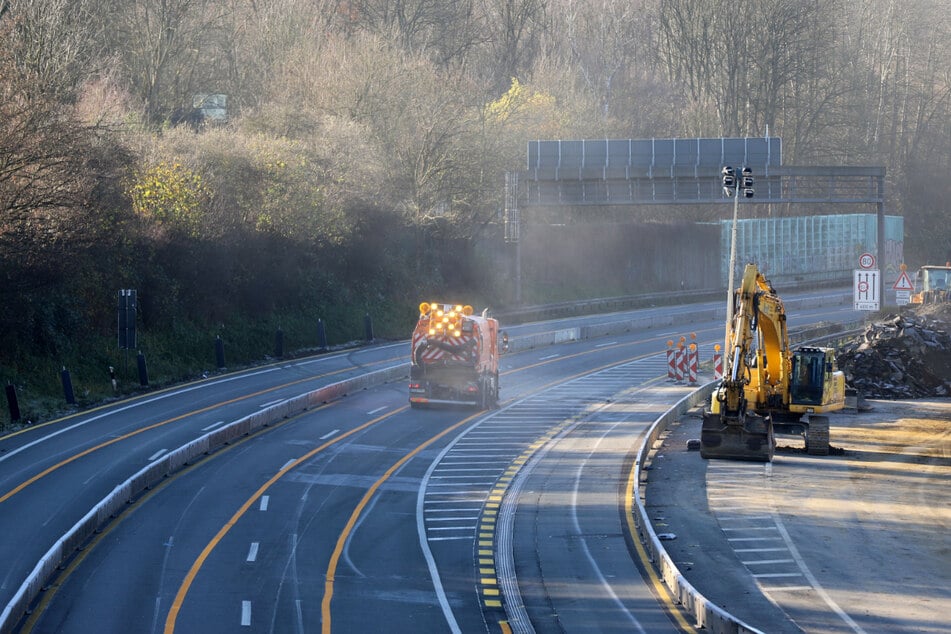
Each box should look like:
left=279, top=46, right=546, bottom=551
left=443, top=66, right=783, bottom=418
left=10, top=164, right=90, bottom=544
left=648, top=399, right=951, bottom=634
left=8, top=292, right=940, bottom=634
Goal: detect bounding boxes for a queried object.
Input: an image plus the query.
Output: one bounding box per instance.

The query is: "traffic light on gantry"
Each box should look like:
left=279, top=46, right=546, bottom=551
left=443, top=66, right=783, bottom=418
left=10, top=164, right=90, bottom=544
left=721, top=166, right=736, bottom=197
left=741, top=167, right=754, bottom=198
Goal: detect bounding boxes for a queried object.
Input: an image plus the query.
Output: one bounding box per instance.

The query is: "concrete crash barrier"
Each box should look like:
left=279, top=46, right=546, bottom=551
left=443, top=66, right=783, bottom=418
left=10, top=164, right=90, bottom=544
left=0, top=362, right=409, bottom=634
left=506, top=328, right=580, bottom=352
left=632, top=383, right=765, bottom=634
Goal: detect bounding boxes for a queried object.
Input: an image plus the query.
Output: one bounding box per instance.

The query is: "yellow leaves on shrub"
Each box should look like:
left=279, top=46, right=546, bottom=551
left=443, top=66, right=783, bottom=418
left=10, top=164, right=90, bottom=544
left=129, top=162, right=208, bottom=237
left=484, top=77, right=557, bottom=123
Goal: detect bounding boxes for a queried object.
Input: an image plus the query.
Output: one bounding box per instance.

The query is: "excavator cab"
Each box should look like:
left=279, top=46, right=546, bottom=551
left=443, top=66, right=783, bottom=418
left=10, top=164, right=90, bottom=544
left=788, top=347, right=845, bottom=413
left=789, top=349, right=826, bottom=405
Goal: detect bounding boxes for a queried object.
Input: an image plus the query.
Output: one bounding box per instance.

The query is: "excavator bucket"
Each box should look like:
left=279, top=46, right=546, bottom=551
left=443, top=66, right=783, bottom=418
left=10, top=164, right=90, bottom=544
left=700, top=411, right=775, bottom=462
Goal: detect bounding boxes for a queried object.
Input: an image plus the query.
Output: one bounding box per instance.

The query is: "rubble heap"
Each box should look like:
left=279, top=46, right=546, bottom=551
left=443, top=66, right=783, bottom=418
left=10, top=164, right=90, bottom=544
left=837, top=304, right=951, bottom=399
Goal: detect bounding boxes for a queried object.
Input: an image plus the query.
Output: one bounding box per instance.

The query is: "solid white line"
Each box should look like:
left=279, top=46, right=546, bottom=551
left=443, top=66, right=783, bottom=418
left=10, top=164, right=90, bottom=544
left=246, top=542, right=259, bottom=562
left=765, top=585, right=814, bottom=592
left=259, top=399, right=283, bottom=408
left=743, top=559, right=796, bottom=565
left=0, top=366, right=291, bottom=464
left=772, top=515, right=868, bottom=633
left=367, top=406, right=387, bottom=415
left=425, top=507, right=482, bottom=513
left=735, top=547, right=789, bottom=553
left=417, top=424, right=479, bottom=634
left=718, top=515, right=773, bottom=521
left=754, top=572, right=804, bottom=578
left=319, top=429, right=340, bottom=440
left=449, top=448, right=516, bottom=452
left=424, top=498, right=485, bottom=503
left=435, top=463, right=501, bottom=473
left=440, top=456, right=508, bottom=462
left=259, top=496, right=269, bottom=511
left=148, top=449, right=168, bottom=461
left=201, top=420, right=226, bottom=431
left=594, top=341, right=619, bottom=348
left=241, top=600, right=251, bottom=626
left=540, top=354, right=561, bottom=360
left=569, top=422, right=647, bottom=633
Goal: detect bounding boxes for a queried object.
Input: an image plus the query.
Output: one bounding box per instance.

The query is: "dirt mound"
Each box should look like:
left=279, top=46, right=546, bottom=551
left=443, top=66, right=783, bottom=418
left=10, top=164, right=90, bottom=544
left=837, top=305, right=951, bottom=399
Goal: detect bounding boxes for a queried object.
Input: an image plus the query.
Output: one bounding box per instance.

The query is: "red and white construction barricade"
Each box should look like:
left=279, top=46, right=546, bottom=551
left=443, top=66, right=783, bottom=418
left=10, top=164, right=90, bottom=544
left=666, top=340, right=677, bottom=381
left=687, top=343, right=699, bottom=385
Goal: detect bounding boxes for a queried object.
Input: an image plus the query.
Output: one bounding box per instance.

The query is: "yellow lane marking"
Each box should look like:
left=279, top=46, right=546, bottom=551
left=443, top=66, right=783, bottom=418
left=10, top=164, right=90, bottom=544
left=22, top=402, right=336, bottom=633
left=154, top=343, right=675, bottom=632
left=1, top=353, right=406, bottom=440
left=164, top=405, right=407, bottom=633
left=0, top=363, right=393, bottom=506
left=320, top=411, right=484, bottom=634
left=624, top=450, right=697, bottom=632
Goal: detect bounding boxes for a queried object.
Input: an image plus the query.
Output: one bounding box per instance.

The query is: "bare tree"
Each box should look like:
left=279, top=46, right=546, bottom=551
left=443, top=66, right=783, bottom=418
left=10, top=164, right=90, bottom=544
left=102, top=0, right=233, bottom=125
left=554, top=0, right=655, bottom=129
left=0, top=39, right=99, bottom=294
left=349, top=0, right=482, bottom=68
left=478, top=0, right=549, bottom=94
left=1, top=0, right=110, bottom=99
left=658, top=0, right=836, bottom=138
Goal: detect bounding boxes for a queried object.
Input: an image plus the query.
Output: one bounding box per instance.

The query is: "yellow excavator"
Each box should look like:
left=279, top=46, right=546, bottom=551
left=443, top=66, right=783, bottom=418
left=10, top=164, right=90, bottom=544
left=700, top=263, right=846, bottom=461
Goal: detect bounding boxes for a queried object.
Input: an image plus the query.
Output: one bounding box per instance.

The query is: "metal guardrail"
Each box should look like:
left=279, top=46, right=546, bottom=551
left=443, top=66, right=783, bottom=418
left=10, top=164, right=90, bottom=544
left=493, top=282, right=852, bottom=325
left=493, top=289, right=724, bottom=324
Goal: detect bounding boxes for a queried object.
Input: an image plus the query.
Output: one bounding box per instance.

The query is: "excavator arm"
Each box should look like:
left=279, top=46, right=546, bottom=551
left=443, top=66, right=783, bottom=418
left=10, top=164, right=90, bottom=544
left=701, top=264, right=781, bottom=461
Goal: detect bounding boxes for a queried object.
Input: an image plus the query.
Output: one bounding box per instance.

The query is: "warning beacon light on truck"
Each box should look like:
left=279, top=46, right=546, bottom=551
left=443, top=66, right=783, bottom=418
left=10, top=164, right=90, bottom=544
left=419, top=302, right=473, bottom=338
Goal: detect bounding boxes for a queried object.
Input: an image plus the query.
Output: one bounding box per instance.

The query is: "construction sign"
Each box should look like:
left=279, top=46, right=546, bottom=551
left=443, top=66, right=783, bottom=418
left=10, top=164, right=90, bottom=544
left=893, top=270, right=915, bottom=291
left=854, top=269, right=880, bottom=311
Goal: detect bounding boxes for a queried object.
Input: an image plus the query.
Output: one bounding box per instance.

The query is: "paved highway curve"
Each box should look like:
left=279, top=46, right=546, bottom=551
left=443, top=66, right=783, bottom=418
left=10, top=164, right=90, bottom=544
left=0, top=293, right=887, bottom=633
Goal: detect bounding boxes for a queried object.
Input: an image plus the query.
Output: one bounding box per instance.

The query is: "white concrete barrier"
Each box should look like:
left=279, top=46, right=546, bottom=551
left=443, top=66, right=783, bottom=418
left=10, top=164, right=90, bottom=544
left=0, top=363, right=408, bottom=634
left=631, top=383, right=765, bottom=634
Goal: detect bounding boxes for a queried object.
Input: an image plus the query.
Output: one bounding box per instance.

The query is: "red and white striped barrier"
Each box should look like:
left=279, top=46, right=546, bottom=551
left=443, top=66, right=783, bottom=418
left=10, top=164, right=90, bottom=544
left=713, top=344, right=723, bottom=380
left=666, top=341, right=677, bottom=381
left=688, top=343, right=699, bottom=385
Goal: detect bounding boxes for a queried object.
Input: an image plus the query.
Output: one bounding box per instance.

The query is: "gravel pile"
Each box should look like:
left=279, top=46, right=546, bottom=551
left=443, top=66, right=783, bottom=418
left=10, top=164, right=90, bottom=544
left=837, top=305, right=951, bottom=399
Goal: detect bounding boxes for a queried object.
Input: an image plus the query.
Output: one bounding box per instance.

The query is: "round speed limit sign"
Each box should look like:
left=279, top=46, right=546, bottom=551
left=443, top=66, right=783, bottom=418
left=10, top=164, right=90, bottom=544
left=859, top=253, right=876, bottom=269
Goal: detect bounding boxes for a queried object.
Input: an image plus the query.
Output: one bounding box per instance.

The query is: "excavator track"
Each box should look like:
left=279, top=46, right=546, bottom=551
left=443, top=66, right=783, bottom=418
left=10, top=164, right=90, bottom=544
left=805, top=415, right=830, bottom=455
left=700, top=411, right=775, bottom=462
